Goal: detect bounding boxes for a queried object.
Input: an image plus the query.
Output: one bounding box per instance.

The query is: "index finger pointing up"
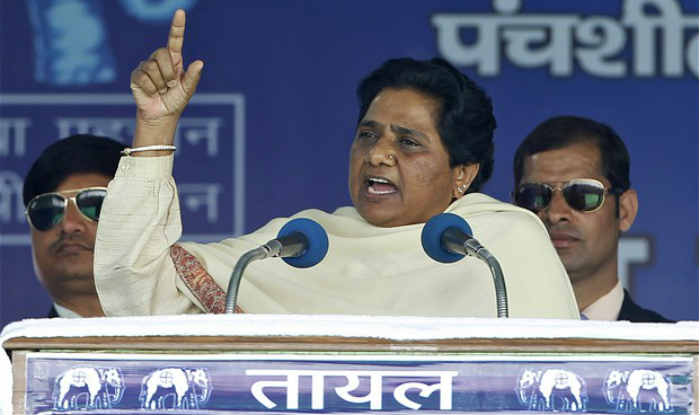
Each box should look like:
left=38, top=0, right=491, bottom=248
left=167, top=9, right=186, bottom=70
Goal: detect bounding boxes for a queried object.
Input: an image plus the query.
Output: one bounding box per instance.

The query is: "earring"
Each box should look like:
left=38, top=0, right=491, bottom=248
left=457, top=183, right=467, bottom=193
left=385, top=154, right=395, bottom=161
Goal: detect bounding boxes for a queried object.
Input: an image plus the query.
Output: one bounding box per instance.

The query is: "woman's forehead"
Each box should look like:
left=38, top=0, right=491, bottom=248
left=364, top=88, right=440, bottom=131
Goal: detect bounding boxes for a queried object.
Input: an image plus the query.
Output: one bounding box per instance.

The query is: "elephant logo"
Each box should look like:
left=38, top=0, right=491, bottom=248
left=604, top=369, right=671, bottom=412
left=516, top=368, right=587, bottom=412
left=52, top=367, right=124, bottom=410
left=139, top=367, right=212, bottom=409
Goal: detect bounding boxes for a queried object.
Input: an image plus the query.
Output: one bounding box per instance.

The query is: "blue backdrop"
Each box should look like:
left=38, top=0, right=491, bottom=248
left=0, top=0, right=697, bottom=325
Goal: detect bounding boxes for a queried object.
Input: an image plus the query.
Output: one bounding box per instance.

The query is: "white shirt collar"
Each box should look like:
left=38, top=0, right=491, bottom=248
left=53, top=303, right=83, bottom=319
left=581, top=280, right=624, bottom=321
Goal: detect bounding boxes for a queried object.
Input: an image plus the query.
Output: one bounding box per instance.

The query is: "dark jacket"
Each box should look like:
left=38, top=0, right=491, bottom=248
left=617, top=290, right=674, bottom=322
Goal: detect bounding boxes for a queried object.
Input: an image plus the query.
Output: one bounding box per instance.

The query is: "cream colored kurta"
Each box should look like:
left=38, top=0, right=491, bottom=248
left=94, top=155, right=579, bottom=319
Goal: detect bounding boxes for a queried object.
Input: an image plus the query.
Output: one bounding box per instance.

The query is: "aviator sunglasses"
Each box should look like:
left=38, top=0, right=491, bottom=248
left=25, top=187, right=108, bottom=231
left=514, top=178, right=620, bottom=213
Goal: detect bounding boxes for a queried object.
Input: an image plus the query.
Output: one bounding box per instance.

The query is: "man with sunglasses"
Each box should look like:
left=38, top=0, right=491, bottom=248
left=22, top=134, right=125, bottom=318
left=513, top=116, right=671, bottom=322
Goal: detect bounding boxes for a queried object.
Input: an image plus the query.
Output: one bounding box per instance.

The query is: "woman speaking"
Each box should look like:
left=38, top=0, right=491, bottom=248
left=94, top=10, right=578, bottom=319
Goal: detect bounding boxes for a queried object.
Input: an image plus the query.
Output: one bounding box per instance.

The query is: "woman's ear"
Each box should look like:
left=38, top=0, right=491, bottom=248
left=452, top=163, right=480, bottom=199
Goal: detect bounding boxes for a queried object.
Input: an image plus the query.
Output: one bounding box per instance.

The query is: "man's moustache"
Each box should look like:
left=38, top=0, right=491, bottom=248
left=49, top=234, right=93, bottom=253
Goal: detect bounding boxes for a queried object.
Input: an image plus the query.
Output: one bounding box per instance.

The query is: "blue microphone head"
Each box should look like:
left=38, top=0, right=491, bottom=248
left=421, top=213, right=473, bottom=263
left=277, top=218, right=329, bottom=268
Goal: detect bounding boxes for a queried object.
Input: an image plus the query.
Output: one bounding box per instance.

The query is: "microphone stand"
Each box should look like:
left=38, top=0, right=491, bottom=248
left=442, top=228, right=509, bottom=318
left=224, top=234, right=307, bottom=313
left=225, top=247, right=267, bottom=313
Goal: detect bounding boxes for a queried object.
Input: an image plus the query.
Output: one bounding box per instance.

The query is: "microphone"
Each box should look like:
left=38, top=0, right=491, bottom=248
left=421, top=213, right=509, bottom=318
left=225, top=218, right=329, bottom=313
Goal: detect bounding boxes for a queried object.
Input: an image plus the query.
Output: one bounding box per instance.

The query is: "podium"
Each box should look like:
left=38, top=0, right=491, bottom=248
left=1, top=314, right=697, bottom=414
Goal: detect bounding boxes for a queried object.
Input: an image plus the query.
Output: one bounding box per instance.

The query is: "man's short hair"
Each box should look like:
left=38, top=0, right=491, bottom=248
left=23, top=134, right=126, bottom=206
left=356, top=57, right=497, bottom=193
left=513, top=115, right=631, bottom=194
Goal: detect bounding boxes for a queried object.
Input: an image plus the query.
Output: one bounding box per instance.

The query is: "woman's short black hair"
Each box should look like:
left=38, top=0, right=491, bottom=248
left=356, top=57, right=496, bottom=193
left=23, top=134, right=126, bottom=206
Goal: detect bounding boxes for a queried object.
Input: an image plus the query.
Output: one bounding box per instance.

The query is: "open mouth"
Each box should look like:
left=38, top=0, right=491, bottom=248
left=366, top=176, right=398, bottom=195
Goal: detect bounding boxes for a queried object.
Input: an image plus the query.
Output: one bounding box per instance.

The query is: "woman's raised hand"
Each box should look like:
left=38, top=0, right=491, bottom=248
left=130, top=9, right=203, bottom=148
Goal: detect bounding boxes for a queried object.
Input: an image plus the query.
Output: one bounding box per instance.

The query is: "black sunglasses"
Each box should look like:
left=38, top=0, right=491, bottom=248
left=514, top=179, right=619, bottom=213
left=25, top=187, right=108, bottom=231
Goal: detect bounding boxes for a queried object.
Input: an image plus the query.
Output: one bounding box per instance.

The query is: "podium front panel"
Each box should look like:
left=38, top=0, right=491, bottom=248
left=16, top=351, right=695, bottom=413
left=2, top=315, right=697, bottom=414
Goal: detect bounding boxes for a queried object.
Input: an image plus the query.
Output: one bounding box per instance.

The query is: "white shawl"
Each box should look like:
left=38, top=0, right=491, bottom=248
left=95, top=155, right=578, bottom=319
